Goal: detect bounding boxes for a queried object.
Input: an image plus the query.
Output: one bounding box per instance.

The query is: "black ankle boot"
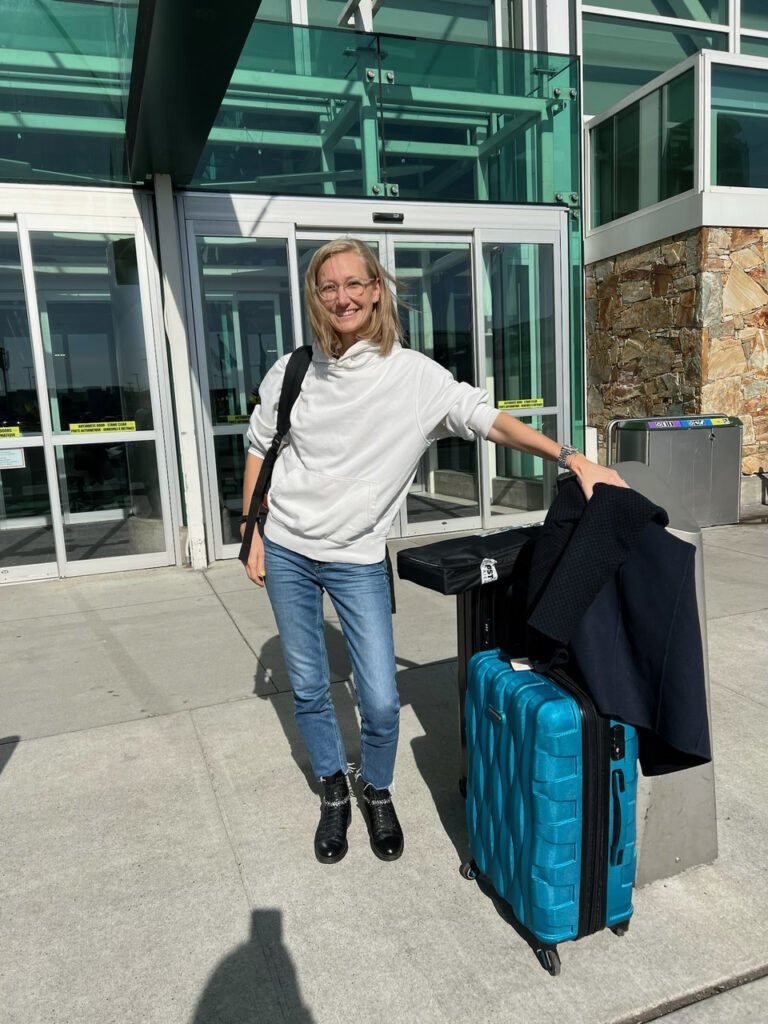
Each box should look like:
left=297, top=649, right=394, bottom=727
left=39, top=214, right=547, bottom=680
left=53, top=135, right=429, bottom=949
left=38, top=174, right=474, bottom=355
left=314, top=770, right=351, bottom=864
left=361, top=783, right=404, bottom=861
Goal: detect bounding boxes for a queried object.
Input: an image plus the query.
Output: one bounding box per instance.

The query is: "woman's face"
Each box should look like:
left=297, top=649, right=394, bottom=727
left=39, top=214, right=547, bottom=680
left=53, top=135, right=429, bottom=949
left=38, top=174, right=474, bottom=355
left=316, top=251, right=381, bottom=349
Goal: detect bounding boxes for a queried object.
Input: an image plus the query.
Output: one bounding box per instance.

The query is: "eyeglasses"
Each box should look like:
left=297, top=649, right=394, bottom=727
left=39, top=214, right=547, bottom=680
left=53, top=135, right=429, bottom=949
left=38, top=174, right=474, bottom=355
left=315, top=277, right=377, bottom=302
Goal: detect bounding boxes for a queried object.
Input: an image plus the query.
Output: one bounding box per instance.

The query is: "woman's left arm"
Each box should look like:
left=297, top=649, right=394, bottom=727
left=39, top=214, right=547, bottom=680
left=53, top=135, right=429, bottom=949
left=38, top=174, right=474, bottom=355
left=486, top=413, right=628, bottom=500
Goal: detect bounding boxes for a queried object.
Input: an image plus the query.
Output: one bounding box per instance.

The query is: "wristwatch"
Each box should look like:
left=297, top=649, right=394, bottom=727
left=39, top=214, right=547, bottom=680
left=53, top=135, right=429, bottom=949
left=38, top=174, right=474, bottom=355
left=557, top=444, right=579, bottom=469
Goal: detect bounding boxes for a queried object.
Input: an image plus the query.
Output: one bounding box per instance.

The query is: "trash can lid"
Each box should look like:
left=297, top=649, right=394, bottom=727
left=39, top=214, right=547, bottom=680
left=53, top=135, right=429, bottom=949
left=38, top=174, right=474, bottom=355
left=616, top=414, right=742, bottom=430
left=613, top=462, right=700, bottom=535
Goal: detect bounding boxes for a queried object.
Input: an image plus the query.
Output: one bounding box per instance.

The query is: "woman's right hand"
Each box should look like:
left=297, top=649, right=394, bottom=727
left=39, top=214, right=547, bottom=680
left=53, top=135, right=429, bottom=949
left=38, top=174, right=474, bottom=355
left=241, top=527, right=266, bottom=587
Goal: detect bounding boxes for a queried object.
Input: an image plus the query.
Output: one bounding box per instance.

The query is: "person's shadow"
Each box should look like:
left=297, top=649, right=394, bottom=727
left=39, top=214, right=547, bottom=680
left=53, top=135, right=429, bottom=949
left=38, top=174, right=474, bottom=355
left=190, top=909, right=314, bottom=1024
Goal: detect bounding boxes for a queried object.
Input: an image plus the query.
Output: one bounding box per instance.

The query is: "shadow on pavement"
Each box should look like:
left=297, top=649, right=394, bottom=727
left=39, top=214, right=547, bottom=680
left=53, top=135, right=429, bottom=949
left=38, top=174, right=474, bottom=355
left=190, top=909, right=314, bottom=1024
left=0, top=736, right=20, bottom=776
left=256, top=623, right=362, bottom=792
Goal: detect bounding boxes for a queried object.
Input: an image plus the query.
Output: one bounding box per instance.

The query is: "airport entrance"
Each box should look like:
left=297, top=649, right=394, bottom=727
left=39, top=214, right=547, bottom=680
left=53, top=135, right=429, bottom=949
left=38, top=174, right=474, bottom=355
left=181, top=195, right=573, bottom=560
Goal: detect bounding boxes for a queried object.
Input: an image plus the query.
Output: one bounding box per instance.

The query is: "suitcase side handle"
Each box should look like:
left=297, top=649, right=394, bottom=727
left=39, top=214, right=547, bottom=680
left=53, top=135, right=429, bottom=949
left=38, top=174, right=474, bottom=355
left=610, top=768, right=626, bottom=866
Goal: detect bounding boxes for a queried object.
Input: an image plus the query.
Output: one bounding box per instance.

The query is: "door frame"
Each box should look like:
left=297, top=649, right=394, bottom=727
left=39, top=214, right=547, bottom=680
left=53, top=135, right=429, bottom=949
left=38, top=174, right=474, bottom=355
left=179, top=194, right=574, bottom=558
left=0, top=186, right=179, bottom=583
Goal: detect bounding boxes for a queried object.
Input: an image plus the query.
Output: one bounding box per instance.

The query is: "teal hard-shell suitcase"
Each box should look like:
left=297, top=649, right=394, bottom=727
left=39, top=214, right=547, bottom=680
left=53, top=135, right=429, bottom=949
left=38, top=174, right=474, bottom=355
left=462, top=648, right=638, bottom=975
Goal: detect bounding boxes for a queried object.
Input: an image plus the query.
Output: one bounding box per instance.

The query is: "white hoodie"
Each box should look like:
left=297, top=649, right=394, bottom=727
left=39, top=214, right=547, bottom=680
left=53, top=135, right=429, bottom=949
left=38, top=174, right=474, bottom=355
left=247, top=340, right=498, bottom=563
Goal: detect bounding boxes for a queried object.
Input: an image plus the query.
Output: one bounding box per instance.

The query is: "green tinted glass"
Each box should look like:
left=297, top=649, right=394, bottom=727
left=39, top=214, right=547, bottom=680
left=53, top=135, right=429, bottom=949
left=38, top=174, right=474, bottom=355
left=741, top=1, right=768, bottom=32
left=590, top=69, right=693, bottom=226
left=583, top=14, right=726, bottom=115
left=740, top=35, right=768, bottom=58
left=192, top=21, right=579, bottom=205
left=712, top=64, right=768, bottom=188
left=587, top=0, right=727, bottom=22
left=0, top=0, right=138, bottom=186
left=307, top=0, right=495, bottom=43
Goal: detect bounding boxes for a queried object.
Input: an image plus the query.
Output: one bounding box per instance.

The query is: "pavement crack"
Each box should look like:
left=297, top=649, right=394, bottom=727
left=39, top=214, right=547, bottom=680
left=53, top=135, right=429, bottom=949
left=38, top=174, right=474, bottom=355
left=610, top=962, right=768, bottom=1023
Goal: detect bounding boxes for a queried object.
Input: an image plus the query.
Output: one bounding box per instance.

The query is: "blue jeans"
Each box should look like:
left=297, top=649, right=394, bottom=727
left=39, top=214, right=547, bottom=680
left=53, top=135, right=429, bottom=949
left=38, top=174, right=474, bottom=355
left=263, top=536, right=399, bottom=790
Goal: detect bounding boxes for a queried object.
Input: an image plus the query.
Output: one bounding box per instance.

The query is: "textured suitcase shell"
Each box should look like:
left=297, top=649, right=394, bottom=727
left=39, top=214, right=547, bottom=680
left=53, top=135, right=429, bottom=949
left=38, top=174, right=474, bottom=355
left=465, top=649, right=637, bottom=945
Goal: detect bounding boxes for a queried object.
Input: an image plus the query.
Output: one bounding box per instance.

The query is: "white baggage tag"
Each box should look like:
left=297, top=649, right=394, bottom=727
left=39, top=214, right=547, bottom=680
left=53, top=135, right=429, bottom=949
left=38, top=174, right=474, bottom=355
left=510, top=658, right=532, bottom=671
left=480, top=557, right=498, bottom=584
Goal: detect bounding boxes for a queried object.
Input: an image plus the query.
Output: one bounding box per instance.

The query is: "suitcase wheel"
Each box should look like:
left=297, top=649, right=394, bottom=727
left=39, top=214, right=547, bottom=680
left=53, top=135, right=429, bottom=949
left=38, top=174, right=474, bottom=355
left=459, top=776, right=467, bottom=799
left=459, top=859, right=478, bottom=880
left=535, top=946, right=561, bottom=977
left=611, top=920, right=630, bottom=937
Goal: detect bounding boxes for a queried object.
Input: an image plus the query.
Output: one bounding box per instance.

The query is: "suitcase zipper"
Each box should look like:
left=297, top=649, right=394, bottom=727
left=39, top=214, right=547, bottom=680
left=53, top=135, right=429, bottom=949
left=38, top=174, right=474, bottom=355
left=549, top=667, right=610, bottom=938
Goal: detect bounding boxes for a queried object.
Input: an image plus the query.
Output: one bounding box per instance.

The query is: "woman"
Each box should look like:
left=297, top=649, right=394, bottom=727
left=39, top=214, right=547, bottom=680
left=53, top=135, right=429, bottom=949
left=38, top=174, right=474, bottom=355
left=241, top=238, right=625, bottom=866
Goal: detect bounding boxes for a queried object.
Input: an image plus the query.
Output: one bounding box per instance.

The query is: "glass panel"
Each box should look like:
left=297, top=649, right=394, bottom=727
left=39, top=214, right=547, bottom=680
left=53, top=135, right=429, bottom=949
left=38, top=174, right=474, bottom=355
left=490, top=414, right=557, bottom=516
left=482, top=242, right=557, bottom=517
left=191, top=21, right=579, bottom=206
left=256, top=0, right=291, bottom=20
left=742, top=1, right=768, bottom=33
left=0, top=446, right=55, bottom=566
left=308, top=0, right=496, bottom=44
left=216, top=434, right=248, bottom=546
left=0, top=233, right=39, bottom=435
left=712, top=64, right=768, bottom=188
left=586, top=0, right=727, bottom=23
left=590, top=69, right=694, bottom=226
left=196, top=237, right=295, bottom=425
left=660, top=69, right=695, bottom=200
left=30, top=233, right=153, bottom=434
left=58, top=440, right=164, bottom=561
left=583, top=14, right=726, bottom=115
left=0, top=0, right=137, bottom=186
left=393, top=241, right=479, bottom=526
left=740, top=36, right=768, bottom=58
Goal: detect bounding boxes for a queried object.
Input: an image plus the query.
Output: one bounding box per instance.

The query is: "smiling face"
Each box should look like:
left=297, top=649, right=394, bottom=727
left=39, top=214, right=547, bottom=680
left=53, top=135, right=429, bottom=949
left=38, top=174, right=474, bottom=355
left=316, top=251, right=381, bottom=352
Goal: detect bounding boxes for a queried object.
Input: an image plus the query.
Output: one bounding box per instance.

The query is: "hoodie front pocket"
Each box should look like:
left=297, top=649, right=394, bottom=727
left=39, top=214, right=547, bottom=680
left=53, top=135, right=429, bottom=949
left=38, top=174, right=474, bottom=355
left=271, top=467, right=375, bottom=544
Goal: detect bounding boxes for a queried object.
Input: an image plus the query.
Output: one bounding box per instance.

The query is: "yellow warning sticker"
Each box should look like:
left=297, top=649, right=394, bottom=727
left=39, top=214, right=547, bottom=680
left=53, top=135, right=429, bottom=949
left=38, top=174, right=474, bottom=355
left=227, top=415, right=251, bottom=424
left=0, top=426, right=21, bottom=438
left=497, top=398, right=544, bottom=410
left=69, top=421, right=137, bottom=434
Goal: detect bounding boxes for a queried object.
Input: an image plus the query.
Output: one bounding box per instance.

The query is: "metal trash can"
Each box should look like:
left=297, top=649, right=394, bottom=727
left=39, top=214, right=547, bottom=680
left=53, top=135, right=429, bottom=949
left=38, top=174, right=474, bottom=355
left=606, top=414, right=742, bottom=527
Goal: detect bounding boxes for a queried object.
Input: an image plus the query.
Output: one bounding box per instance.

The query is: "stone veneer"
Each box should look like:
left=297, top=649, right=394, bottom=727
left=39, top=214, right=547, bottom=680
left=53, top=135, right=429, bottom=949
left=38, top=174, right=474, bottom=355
left=586, top=227, right=768, bottom=474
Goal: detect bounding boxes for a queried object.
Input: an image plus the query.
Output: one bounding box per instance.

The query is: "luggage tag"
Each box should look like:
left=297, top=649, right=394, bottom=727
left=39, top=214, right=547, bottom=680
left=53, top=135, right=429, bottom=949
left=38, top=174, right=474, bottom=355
left=510, top=658, right=532, bottom=672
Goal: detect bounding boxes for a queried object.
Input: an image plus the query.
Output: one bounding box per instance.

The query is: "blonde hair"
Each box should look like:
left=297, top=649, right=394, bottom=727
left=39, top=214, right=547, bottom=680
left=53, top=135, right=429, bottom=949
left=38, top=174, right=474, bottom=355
left=304, top=238, right=405, bottom=357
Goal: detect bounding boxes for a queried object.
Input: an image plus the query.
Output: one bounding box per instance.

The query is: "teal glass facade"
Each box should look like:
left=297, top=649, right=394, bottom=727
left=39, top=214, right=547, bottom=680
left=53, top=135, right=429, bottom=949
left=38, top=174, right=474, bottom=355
left=591, top=69, right=694, bottom=228
left=191, top=21, right=579, bottom=206
left=711, top=64, right=768, bottom=188
left=0, top=0, right=138, bottom=186
left=582, top=13, right=726, bottom=116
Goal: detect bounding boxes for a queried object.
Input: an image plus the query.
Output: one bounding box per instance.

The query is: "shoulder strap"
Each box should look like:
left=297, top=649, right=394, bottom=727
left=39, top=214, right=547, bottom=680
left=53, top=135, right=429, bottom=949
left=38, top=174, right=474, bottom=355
left=239, top=345, right=312, bottom=564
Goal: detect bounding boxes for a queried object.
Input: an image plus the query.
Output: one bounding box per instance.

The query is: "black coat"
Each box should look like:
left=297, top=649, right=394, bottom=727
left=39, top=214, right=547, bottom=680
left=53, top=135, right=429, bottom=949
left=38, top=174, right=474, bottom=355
left=522, top=476, right=711, bottom=776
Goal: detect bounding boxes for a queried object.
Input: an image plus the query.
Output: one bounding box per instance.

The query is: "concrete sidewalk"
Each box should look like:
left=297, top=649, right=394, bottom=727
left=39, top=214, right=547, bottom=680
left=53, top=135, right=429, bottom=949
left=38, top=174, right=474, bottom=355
left=1, top=507, right=767, bottom=1024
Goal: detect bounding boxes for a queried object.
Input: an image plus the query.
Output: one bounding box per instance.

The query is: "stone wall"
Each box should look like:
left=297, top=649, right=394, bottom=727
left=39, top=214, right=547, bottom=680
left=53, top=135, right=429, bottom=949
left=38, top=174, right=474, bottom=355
left=586, top=227, right=768, bottom=474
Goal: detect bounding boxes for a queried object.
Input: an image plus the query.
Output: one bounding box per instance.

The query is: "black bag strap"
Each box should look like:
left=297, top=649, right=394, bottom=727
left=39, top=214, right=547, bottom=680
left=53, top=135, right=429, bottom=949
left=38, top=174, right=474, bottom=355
left=239, top=345, right=312, bottom=564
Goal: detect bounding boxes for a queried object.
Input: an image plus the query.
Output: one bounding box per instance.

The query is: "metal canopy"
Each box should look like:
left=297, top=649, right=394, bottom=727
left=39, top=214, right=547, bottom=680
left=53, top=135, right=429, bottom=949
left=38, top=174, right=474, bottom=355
left=126, top=0, right=263, bottom=184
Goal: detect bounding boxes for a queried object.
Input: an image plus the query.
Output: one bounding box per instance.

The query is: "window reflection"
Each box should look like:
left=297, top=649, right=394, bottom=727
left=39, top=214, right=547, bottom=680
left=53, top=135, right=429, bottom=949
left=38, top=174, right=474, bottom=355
left=0, top=447, right=55, bottom=566
left=0, top=235, right=39, bottom=434
left=30, top=233, right=153, bottom=433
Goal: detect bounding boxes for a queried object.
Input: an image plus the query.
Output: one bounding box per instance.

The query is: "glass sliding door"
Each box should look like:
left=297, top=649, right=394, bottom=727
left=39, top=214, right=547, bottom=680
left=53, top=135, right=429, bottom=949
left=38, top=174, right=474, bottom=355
left=0, top=227, right=56, bottom=579
left=192, top=235, right=297, bottom=551
left=391, top=239, right=480, bottom=531
left=2, top=213, right=175, bottom=582
left=476, top=234, right=565, bottom=521
left=182, top=197, right=572, bottom=555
